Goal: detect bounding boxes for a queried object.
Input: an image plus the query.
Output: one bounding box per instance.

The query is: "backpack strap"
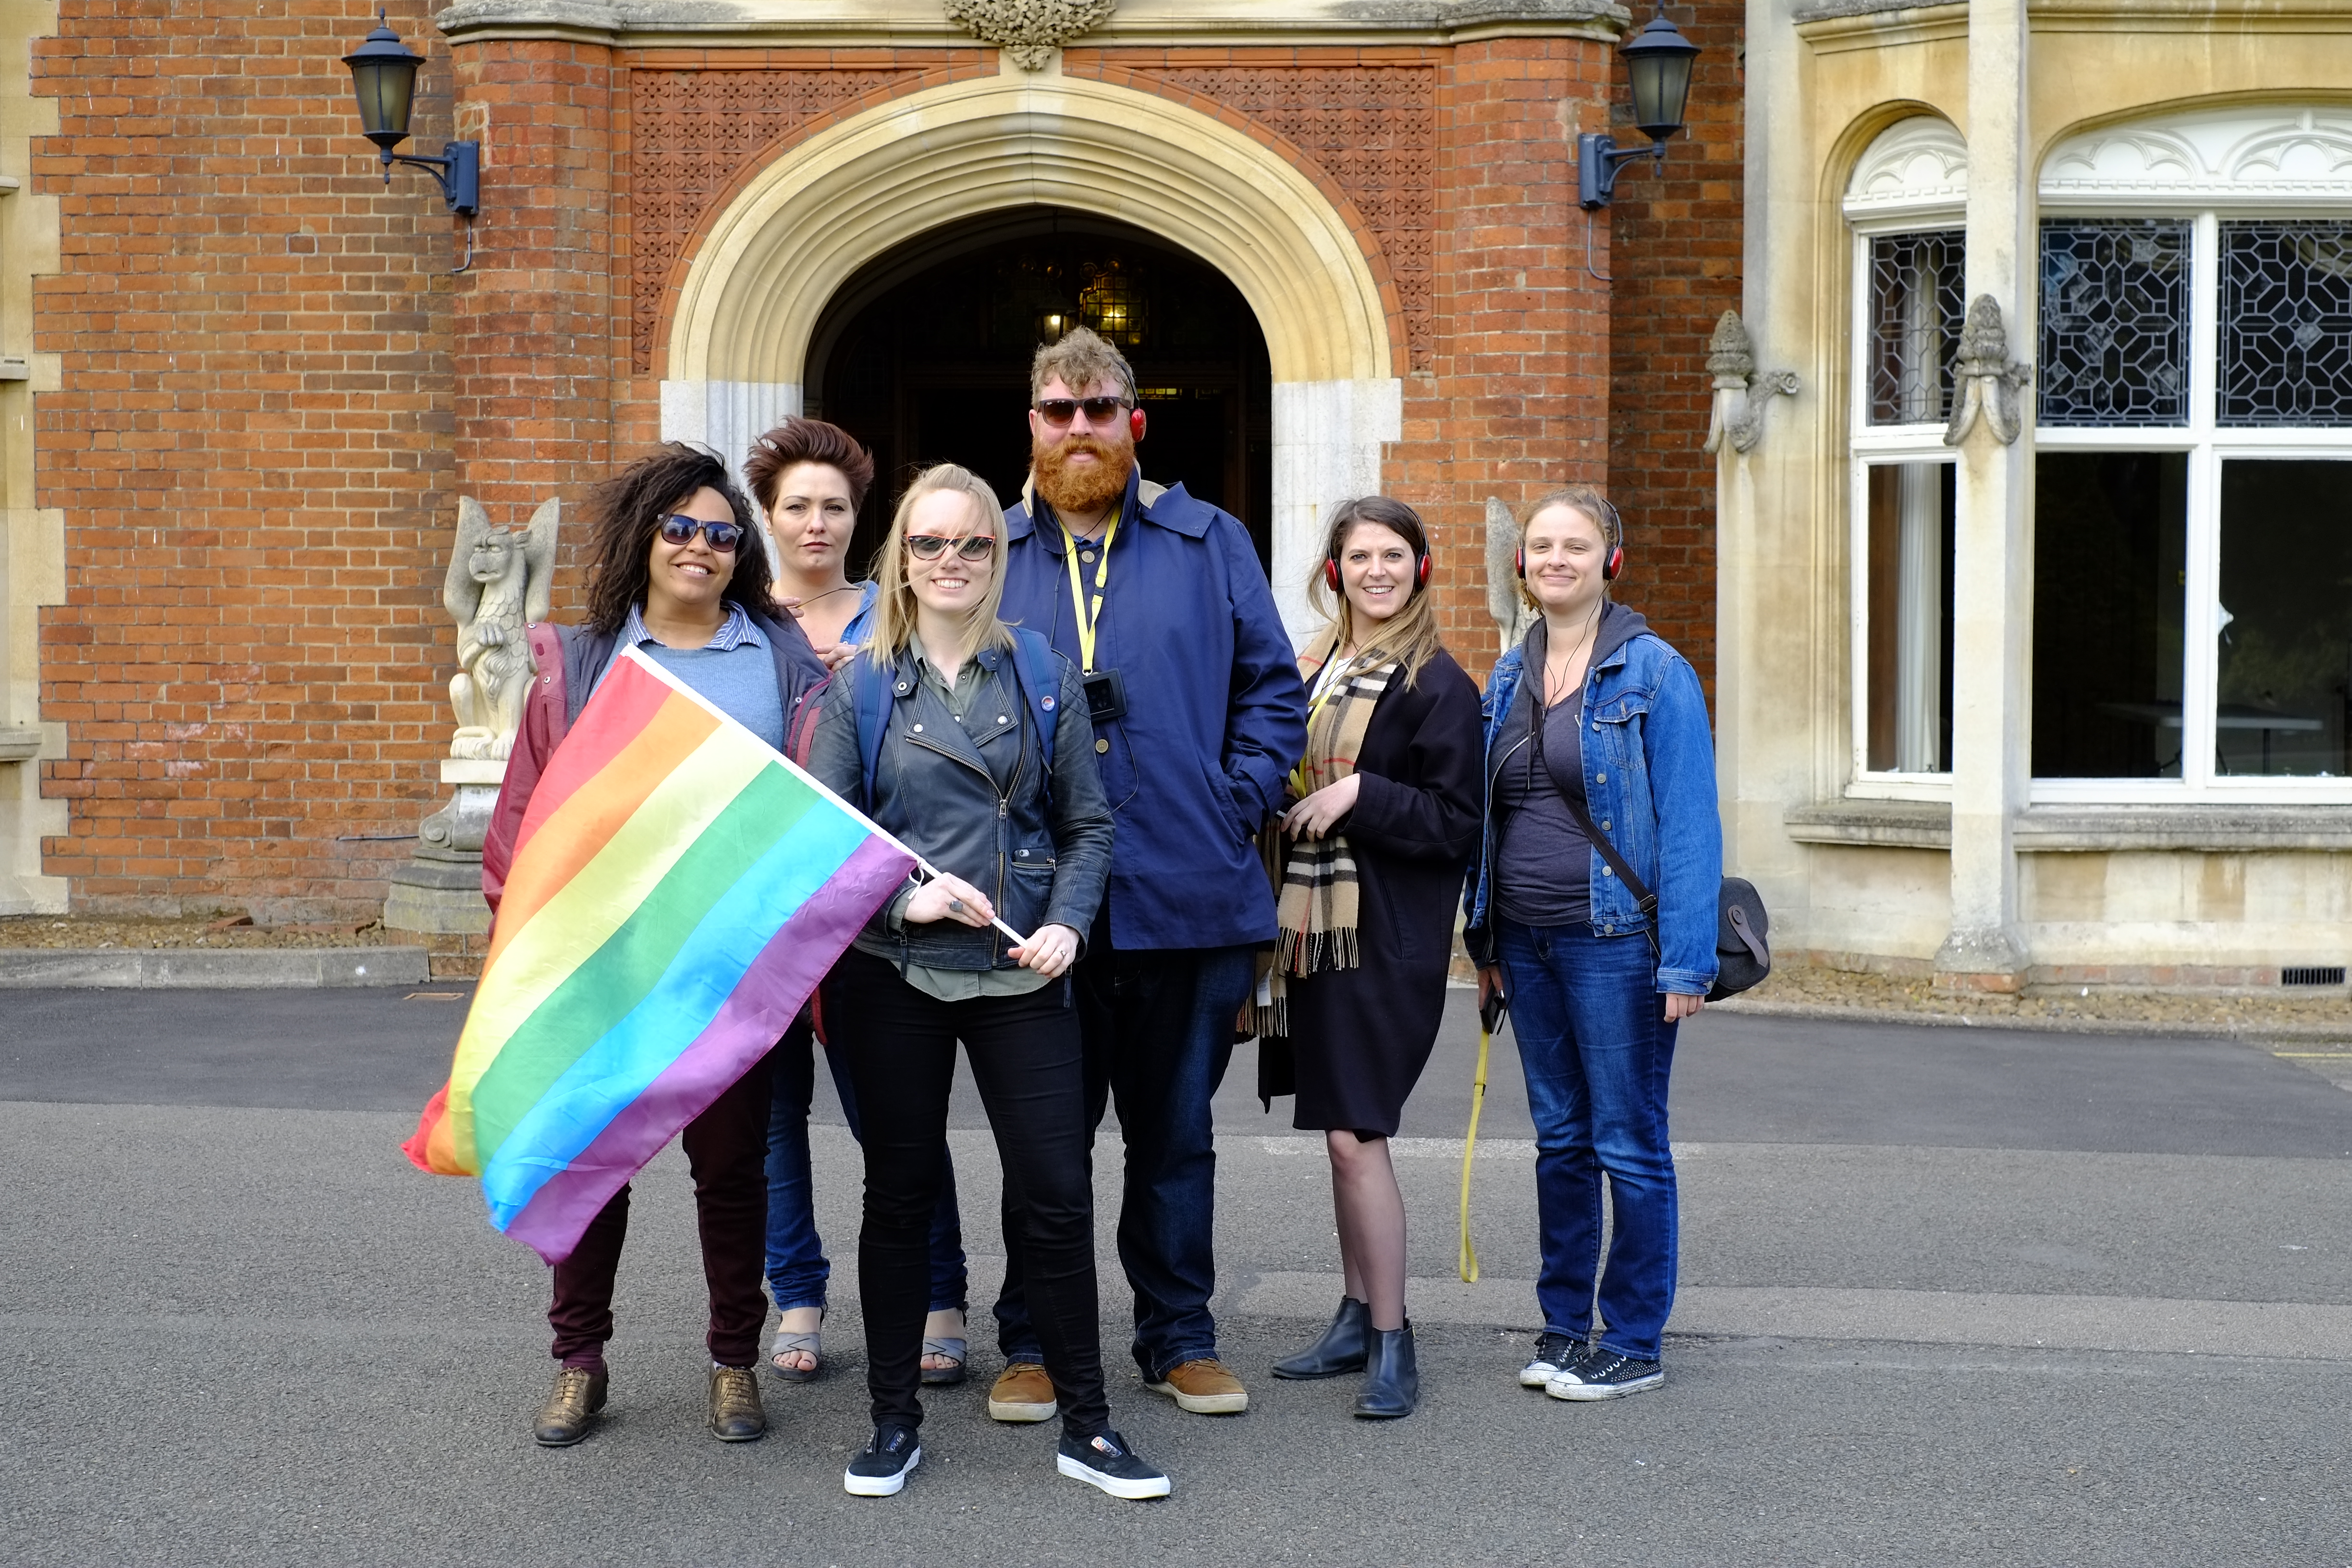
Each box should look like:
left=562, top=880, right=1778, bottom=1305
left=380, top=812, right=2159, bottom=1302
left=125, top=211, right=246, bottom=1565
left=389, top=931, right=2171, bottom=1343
left=852, top=656, right=895, bottom=809
left=1004, top=627, right=1060, bottom=782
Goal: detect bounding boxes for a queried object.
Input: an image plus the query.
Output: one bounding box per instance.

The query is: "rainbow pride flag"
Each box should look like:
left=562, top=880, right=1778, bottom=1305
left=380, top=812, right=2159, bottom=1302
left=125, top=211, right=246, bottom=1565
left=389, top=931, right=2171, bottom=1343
left=403, top=646, right=913, bottom=1264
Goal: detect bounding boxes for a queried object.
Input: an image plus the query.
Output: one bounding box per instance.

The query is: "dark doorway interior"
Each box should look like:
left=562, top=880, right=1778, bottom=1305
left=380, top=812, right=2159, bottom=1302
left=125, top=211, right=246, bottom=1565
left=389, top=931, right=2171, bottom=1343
left=808, top=210, right=1273, bottom=576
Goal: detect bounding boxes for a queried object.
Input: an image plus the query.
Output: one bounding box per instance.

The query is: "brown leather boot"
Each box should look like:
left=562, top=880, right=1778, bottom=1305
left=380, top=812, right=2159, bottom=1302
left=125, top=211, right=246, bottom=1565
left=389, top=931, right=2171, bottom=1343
left=708, top=1364, right=767, bottom=1442
left=1147, top=1357, right=1250, bottom=1415
left=533, top=1366, right=608, bottom=1447
left=986, top=1361, right=1058, bottom=1423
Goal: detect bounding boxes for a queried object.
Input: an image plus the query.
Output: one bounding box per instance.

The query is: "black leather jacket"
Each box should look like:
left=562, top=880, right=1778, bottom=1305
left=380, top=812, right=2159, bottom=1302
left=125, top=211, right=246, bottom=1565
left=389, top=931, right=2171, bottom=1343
left=806, top=639, right=1113, bottom=972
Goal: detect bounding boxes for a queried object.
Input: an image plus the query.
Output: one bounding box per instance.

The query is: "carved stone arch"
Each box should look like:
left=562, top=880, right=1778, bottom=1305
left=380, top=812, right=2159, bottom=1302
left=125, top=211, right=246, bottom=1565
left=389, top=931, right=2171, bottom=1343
left=2040, top=100, right=2352, bottom=208
left=1843, top=113, right=1969, bottom=224
left=660, top=69, right=1403, bottom=637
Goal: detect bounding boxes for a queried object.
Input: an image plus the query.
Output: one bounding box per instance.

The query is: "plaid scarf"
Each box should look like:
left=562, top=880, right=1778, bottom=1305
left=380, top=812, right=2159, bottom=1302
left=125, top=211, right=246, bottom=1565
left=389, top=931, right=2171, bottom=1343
left=1254, top=634, right=1394, bottom=1037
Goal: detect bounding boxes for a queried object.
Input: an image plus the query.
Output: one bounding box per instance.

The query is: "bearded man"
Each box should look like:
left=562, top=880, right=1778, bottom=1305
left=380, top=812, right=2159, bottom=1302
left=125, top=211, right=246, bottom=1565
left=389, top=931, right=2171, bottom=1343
left=986, top=327, right=1306, bottom=1423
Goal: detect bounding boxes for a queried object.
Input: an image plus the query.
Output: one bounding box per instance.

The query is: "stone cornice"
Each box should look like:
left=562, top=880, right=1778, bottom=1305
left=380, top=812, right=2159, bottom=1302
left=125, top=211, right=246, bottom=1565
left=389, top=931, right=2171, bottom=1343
left=1795, top=0, right=2352, bottom=51
left=435, top=0, right=1628, bottom=49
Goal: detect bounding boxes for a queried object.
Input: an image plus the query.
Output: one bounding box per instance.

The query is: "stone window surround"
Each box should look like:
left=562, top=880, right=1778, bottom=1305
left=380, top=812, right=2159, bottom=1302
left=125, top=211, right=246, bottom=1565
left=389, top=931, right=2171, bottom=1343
left=1838, top=107, right=2352, bottom=812
left=1786, top=798, right=2352, bottom=854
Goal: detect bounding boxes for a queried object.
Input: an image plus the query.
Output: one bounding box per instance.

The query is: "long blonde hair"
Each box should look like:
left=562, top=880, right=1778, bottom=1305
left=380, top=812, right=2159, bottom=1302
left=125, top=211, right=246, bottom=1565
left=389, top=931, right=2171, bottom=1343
left=1304, top=496, right=1446, bottom=688
left=863, top=464, right=1016, bottom=667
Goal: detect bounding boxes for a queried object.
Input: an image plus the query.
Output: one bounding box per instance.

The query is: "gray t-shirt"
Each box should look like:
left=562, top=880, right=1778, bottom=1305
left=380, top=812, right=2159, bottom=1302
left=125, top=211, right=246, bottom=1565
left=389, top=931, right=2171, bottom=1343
left=1492, top=682, right=1592, bottom=928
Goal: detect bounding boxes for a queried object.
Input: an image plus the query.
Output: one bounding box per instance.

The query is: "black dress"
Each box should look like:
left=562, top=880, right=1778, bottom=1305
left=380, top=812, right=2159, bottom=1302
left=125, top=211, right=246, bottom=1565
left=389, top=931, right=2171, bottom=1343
left=1269, top=649, right=1485, bottom=1136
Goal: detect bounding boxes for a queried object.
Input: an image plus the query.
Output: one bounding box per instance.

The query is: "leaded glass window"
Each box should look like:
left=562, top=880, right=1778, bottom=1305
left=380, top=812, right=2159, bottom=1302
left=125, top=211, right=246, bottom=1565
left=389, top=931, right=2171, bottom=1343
left=1866, top=232, right=1963, bottom=425
left=2219, top=223, right=2352, bottom=427
left=2038, top=220, right=2192, bottom=427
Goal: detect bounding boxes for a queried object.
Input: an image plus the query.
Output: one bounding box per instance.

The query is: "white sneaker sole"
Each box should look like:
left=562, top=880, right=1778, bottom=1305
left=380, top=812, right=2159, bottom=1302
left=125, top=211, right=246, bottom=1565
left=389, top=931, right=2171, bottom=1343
left=1058, top=1452, right=1173, bottom=1499
left=1145, top=1379, right=1249, bottom=1415
left=1546, top=1371, right=1664, bottom=1401
left=1518, top=1363, right=1566, bottom=1388
left=988, top=1396, right=1058, bottom=1422
left=843, top=1446, right=921, bottom=1496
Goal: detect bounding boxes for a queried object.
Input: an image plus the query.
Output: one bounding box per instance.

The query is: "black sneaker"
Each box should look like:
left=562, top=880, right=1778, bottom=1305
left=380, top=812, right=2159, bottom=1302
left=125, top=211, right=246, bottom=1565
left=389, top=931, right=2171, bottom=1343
left=843, top=1423, right=922, bottom=1496
left=1546, top=1349, right=1665, bottom=1401
left=1518, top=1332, right=1585, bottom=1388
left=1057, top=1429, right=1172, bottom=1499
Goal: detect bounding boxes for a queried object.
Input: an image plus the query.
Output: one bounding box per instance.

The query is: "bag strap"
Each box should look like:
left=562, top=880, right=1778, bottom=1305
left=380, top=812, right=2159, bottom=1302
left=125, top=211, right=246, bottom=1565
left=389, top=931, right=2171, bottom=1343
left=1531, top=680, right=1661, bottom=954
left=1005, top=626, right=1060, bottom=781
left=852, top=657, right=892, bottom=808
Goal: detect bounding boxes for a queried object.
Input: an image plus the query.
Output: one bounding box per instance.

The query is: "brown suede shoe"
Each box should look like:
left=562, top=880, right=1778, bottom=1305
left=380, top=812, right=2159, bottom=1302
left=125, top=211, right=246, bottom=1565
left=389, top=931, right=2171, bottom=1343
left=986, top=1361, right=1058, bottom=1423
left=534, top=1366, right=608, bottom=1447
left=1146, top=1357, right=1249, bottom=1415
left=708, top=1364, right=767, bottom=1442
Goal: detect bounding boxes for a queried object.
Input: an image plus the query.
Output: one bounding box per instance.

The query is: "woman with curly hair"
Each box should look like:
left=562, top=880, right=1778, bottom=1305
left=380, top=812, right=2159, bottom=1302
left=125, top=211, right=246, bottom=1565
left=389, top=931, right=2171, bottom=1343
left=482, top=442, right=826, bottom=1451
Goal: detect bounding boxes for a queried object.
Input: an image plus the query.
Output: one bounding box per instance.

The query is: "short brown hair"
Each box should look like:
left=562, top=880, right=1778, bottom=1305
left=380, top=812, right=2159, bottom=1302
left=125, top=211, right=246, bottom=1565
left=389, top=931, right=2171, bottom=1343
left=1517, top=484, right=1621, bottom=606
left=743, top=416, right=877, bottom=514
left=1030, top=326, right=1136, bottom=404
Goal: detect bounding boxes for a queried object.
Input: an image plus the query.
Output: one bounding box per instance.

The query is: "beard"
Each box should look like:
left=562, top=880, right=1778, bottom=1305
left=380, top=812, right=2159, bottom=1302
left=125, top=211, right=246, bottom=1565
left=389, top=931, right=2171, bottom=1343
left=1031, top=430, right=1134, bottom=516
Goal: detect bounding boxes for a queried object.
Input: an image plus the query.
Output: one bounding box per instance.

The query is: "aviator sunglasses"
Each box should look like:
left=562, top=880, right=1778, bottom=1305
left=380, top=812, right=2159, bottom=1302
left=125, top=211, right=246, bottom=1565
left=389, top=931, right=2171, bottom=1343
left=1032, top=395, right=1131, bottom=427
left=658, top=514, right=744, bottom=552
left=906, top=534, right=997, bottom=562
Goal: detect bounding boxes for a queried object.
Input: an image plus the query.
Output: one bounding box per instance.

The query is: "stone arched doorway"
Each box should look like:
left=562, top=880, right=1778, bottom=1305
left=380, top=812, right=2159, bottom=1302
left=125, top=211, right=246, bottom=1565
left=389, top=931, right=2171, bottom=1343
left=806, top=209, right=1273, bottom=573
left=658, top=69, right=1402, bottom=635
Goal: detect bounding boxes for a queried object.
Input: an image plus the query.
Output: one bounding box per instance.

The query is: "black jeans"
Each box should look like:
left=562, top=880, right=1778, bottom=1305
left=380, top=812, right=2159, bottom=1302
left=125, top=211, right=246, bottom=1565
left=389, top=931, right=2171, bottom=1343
left=826, top=947, right=1108, bottom=1438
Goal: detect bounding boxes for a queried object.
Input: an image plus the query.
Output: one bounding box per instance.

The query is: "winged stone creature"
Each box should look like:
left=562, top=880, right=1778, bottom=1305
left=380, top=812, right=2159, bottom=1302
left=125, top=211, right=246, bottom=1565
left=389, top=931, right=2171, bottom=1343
left=445, top=495, right=559, bottom=760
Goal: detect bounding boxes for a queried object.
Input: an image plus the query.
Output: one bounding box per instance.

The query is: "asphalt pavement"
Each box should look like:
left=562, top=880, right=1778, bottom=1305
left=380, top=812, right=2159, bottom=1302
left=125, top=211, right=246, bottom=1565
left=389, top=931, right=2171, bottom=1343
left=3, top=985, right=2349, bottom=1566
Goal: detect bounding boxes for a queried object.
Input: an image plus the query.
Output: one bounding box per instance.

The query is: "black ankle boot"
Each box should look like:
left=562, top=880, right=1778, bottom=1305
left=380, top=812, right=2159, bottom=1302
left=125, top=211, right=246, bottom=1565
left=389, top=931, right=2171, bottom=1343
left=1352, top=1323, right=1418, bottom=1419
left=1272, top=1296, right=1372, bottom=1380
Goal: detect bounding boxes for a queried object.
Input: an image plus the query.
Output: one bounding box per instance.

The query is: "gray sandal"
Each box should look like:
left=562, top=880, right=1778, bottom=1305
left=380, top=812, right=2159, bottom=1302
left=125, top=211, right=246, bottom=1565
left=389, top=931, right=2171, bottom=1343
left=919, top=1336, right=968, bottom=1387
left=769, top=1314, right=823, bottom=1383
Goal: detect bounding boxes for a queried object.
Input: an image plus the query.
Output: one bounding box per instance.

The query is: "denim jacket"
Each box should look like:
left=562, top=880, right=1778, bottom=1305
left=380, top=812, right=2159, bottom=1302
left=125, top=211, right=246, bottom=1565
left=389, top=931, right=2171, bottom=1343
left=1461, top=603, right=1723, bottom=996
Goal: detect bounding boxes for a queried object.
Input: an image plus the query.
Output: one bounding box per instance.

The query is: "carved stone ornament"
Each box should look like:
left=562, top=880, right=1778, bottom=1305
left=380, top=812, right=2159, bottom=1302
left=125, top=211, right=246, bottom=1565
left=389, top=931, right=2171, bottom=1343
left=1484, top=496, right=1533, bottom=653
left=444, top=495, right=560, bottom=762
left=943, top=0, right=1116, bottom=69
left=1702, top=309, right=1801, bottom=456
left=1942, top=294, right=2033, bottom=447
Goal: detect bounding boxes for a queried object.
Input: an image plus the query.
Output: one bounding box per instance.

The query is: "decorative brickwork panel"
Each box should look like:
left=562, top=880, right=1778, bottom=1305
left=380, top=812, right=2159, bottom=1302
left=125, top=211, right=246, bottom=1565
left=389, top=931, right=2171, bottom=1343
left=628, top=69, right=921, bottom=372
left=1135, top=66, right=1436, bottom=368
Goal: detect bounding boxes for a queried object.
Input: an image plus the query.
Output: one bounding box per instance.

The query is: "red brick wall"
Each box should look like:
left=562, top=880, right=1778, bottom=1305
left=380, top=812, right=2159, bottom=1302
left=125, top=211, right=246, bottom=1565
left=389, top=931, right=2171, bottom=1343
left=33, top=0, right=461, bottom=917
left=1603, top=0, right=1744, bottom=697
left=26, top=24, right=1713, bottom=912
left=1396, top=37, right=1616, bottom=684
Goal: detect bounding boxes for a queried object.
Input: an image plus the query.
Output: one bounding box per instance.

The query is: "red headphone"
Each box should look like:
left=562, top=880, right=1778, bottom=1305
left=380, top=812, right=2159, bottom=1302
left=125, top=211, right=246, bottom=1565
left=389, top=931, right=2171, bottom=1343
left=1326, top=542, right=1433, bottom=593
left=1516, top=498, right=1625, bottom=582
left=1129, top=404, right=1147, bottom=442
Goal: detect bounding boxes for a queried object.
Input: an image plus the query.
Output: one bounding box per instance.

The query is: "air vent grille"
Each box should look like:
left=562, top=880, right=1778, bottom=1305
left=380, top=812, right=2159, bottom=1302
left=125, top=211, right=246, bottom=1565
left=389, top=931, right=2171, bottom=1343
left=2281, top=966, right=2346, bottom=987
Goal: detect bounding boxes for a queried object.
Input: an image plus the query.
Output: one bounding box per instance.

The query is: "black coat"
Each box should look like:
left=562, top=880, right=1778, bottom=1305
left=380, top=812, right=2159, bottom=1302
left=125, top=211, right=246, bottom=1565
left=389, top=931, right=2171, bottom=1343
left=1260, top=648, right=1485, bottom=1126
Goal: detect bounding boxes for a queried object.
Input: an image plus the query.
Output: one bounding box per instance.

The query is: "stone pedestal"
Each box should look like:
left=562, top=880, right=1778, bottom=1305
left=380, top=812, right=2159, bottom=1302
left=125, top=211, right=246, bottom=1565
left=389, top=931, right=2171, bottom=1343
left=383, top=758, right=504, bottom=938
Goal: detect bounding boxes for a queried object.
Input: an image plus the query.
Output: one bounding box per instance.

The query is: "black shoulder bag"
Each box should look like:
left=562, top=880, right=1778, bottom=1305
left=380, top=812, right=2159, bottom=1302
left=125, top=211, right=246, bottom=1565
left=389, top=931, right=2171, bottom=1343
left=1531, top=684, right=1771, bottom=1002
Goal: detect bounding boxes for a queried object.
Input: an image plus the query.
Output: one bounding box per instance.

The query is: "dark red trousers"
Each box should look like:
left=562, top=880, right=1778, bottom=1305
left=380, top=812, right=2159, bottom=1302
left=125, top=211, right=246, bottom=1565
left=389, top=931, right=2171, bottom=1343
left=547, top=1050, right=776, bottom=1371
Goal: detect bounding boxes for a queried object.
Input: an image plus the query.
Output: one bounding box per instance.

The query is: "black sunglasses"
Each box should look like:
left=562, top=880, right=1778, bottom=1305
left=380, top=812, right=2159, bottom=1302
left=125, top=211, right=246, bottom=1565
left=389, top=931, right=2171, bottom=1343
left=906, top=534, right=996, bottom=561
left=658, top=514, right=744, bottom=552
left=1032, top=396, right=1131, bottom=427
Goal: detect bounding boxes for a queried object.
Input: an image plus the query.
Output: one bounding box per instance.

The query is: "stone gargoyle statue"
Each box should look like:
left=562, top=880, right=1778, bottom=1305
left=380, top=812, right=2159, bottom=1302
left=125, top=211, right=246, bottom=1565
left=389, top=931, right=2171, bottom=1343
left=444, top=495, right=559, bottom=760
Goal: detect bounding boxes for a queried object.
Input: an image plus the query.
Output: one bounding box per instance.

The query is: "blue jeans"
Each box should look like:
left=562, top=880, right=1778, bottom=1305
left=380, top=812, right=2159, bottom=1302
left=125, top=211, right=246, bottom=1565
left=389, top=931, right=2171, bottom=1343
left=995, top=933, right=1255, bottom=1379
left=1498, top=919, right=1681, bottom=1361
left=765, top=1012, right=967, bottom=1315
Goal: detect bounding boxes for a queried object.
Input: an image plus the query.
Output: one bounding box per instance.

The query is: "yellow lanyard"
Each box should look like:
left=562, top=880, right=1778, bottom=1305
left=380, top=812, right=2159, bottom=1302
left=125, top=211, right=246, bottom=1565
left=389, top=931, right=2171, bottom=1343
left=1058, top=513, right=1120, bottom=673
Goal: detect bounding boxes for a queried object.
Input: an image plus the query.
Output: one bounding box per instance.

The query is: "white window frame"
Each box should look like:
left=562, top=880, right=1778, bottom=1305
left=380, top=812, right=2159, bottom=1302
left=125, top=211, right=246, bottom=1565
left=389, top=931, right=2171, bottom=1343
left=1847, top=214, right=1963, bottom=802
left=2031, top=206, right=2352, bottom=805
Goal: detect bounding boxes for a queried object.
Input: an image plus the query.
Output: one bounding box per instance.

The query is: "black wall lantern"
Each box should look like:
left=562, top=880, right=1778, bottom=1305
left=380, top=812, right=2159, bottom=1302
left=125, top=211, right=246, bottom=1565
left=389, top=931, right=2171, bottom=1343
left=1577, top=3, right=1701, bottom=210
left=343, top=12, right=479, bottom=219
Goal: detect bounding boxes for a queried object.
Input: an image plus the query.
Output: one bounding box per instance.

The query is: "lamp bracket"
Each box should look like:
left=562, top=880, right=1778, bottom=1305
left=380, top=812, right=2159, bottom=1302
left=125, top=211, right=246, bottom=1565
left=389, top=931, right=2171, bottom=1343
left=1577, top=132, right=1666, bottom=211
left=381, top=140, right=479, bottom=217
